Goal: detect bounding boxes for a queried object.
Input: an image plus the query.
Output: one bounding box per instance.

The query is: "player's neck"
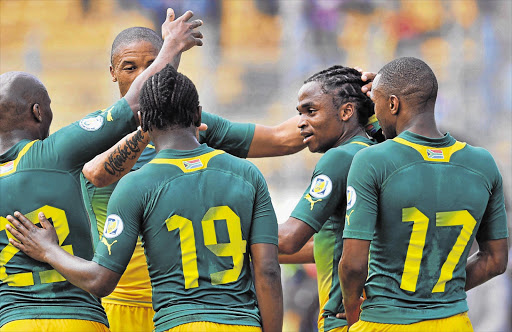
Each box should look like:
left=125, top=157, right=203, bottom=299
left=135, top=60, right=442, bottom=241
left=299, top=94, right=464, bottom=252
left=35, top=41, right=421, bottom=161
left=397, top=111, right=443, bottom=138
left=333, top=125, right=366, bottom=148
left=151, top=126, right=201, bottom=152
left=0, top=130, right=38, bottom=155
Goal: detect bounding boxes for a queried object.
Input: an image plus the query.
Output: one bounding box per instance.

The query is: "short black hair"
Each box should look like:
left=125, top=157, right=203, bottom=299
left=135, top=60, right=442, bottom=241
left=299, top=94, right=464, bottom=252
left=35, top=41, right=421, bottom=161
left=304, top=65, right=375, bottom=128
left=377, top=57, right=438, bottom=106
left=110, top=27, right=163, bottom=65
left=139, top=64, right=199, bottom=132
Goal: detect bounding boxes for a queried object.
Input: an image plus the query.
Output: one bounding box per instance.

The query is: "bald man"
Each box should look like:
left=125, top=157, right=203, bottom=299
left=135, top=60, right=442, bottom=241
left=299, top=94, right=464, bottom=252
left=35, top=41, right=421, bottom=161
left=0, top=9, right=202, bottom=331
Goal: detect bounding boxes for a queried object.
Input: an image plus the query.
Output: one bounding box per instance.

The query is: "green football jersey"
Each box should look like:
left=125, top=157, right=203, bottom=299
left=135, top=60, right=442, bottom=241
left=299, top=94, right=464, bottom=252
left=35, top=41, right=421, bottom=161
left=84, top=110, right=256, bottom=235
left=92, top=144, right=277, bottom=332
left=0, top=99, right=136, bottom=327
left=344, top=131, right=508, bottom=324
left=290, top=136, right=374, bottom=332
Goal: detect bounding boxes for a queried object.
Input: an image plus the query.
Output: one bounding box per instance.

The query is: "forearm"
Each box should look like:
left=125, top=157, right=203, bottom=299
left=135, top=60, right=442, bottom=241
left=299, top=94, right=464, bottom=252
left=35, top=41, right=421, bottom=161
left=278, top=217, right=315, bottom=255
left=248, top=116, right=305, bottom=158
left=44, top=245, right=118, bottom=297
left=254, top=263, right=283, bottom=331
left=83, top=129, right=150, bottom=187
left=279, top=236, right=314, bottom=264
left=339, top=239, right=370, bottom=327
left=465, top=238, right=508, bottom=291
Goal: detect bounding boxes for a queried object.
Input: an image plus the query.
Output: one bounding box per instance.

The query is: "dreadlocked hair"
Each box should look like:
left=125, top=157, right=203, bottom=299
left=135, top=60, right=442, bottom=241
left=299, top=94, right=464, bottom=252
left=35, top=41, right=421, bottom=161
left=139, top=64, right=199, bottom=132
left=305, top=65, right=376, bottom=128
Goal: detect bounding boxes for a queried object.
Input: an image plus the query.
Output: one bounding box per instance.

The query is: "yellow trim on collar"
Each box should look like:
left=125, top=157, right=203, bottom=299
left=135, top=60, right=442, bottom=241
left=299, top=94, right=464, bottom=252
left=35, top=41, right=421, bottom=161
left=393, top=137, right=466, bottom=162
left=0, top=140, right=38, bottom=177
left=349, top=141, right=370, bottom=147
left=150, top=150, right=225, bottom=173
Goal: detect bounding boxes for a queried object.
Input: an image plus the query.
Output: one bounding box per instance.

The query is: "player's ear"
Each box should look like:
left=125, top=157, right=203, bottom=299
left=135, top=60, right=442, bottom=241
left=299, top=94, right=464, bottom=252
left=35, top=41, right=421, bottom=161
left=110, top=65, right=117, bottom=82
left=194, top=106, right=202, bottom=127
left=389, top=95, right=399, bottom=115
left=339, top=102, right=355, bottom=122
left=32, top=103, right=42, bottom=123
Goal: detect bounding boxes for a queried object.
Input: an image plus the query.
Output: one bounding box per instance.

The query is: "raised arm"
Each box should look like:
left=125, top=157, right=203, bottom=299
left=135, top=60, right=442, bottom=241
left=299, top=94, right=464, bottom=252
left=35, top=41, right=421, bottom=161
left=251, top=243, right=283, bottom=332
left=83, top=129, right=150, bottom=187
left=247, top=115, right=305, bottom=158
left=465, top=238, right=508, bottom=291
left=6, top=212, right=122, bottom=298
left=124, top=9, right=203, bottom=120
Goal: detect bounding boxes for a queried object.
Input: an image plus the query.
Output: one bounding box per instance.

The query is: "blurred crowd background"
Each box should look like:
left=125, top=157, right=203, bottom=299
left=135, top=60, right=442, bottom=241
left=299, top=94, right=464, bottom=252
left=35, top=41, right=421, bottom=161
left=1, top=1, right=511, bottom=331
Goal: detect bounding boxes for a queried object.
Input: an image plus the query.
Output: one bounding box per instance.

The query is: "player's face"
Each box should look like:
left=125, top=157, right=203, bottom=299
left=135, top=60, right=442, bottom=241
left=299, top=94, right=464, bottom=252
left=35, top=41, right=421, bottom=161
left=110, top=41, right=159, bottom=97
left=296, top=81, right=343, bottom=153
left=371, top=75, right=396, bottom=139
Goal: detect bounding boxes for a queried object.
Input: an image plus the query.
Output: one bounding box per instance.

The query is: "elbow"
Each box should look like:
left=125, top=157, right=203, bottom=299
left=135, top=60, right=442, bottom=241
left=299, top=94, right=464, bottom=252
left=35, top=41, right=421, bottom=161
left=87, top=281, right=116, bottom=298
left=339, top=256, right=366, bottom=282
left=257, top=261, right=282, bottom=283
left=492, top=254, right=508, bottom=277
left=82, top=166, right=109, bottom=188
left=278, top=235, right=301, bottom=255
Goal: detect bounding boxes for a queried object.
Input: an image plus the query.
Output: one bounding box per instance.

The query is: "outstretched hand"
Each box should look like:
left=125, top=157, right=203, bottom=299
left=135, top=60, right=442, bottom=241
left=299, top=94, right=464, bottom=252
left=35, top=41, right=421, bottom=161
left=162, top=8, right=203, bottom=53
left=354, top=66, right=376, bottom=97
left=6, top=211, right=59, bottom=263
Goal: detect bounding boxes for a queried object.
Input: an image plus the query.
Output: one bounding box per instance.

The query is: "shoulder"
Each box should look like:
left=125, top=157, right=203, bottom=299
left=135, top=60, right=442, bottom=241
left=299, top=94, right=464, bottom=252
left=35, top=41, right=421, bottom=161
left=454, top=143, right=501, bottom=178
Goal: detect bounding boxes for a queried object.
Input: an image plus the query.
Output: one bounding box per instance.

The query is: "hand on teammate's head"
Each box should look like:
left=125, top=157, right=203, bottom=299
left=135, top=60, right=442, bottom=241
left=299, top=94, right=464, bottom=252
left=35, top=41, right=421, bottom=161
left=161, top=8, right=203, bottom=52
left=354, top=66, right=376, bottom=97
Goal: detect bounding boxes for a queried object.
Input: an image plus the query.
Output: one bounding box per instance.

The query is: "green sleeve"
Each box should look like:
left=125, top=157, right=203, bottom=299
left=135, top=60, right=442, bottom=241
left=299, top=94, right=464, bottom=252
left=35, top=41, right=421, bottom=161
left=342, top=149, right=379, bottom=240
left=249, top=164, right=278, bottom=245
left=290, top=149, right=349, bottom=232
left=47, top=98, right=137, bottom=170
left=200, top=111, right=255, bottom=158
left=476, top=158, right=509, bottom=242
left=92, top=172, right=143, bottom=274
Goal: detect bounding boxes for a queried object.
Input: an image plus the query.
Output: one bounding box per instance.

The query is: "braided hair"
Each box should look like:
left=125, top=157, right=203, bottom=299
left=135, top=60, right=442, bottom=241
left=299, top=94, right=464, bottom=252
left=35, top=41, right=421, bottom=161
left=304, top=65, right=374, bottom=127
left=139, top=64, right=199, bottom=132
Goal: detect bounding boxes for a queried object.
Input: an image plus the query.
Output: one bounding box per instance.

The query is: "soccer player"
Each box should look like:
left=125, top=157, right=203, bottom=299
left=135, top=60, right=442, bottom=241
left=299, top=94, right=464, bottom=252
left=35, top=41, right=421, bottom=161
left=6, top=63, right=283, bottom=332
left=340, top=57, right=509, bottom=331
left=0, top=9, right=202, bottom=331
left=278, top=65, right=383, bottom=332
left=80, top=26, right=305, bottom=332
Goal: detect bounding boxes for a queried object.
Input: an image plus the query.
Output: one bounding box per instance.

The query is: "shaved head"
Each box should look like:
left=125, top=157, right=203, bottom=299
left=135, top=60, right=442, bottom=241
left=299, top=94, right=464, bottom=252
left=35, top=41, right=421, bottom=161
left=376, top=57, right=438, bottom=108
left=110, top=27, right=163, bottom=65
left=0, top=71, right=52, bottom=139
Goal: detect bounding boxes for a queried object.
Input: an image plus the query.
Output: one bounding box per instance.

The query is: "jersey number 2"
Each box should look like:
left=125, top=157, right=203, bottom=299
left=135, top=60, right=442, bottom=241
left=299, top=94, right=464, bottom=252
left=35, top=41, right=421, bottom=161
left=401, top=207, right=476, bottom=293
left=166, top=206, right=247, bottom=289
left=0, top=205, right=74, bottom=287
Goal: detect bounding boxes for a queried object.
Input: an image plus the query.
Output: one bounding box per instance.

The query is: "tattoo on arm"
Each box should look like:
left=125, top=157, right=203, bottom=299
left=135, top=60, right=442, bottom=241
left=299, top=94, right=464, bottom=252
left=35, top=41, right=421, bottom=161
left=103, top=130, right=146, bottom=176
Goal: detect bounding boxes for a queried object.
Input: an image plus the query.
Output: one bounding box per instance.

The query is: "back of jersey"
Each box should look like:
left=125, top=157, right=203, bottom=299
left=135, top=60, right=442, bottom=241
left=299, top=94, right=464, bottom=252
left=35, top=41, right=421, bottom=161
left=94, top=145, right=278, bottom=331
left=344, top=131, right=508, bottom=324
left=0, top=140, right=106, bottom=326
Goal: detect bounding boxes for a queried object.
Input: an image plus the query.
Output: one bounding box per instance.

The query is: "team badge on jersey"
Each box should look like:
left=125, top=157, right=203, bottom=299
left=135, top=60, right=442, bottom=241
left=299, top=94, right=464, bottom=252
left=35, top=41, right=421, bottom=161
left=309, top=175, right=332, bottom=199
left=79, top=115, right=104, bottom=131
left=427, top=149, right=444, bottom=159
left=103, top=214, right=124, bottom=239
left=346, top=186, right=357, bottom=209
left=183, top=158, right=203, bottom=170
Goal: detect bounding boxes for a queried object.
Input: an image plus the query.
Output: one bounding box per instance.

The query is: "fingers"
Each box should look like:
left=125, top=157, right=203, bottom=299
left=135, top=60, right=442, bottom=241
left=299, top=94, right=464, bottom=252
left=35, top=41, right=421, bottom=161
left=178, top=10, right=194, bottom=22
left=198, top=123, right=208, bottom=131
left=166, top=8, right=175, bottom=22
left=39, top=212, right=52, bottom=230
left=5, top=222, right=24, bottom=241
left=361, top=72, right=376, bottom=82
left=336, top=313, right=347, bottom=319
left=9, top=237, right=26, bottom=251
left=362, top=82, right=372, bottom=97
left=6, top=212, right=32, bottom=234
left=189, top=19, right=203, bottom=30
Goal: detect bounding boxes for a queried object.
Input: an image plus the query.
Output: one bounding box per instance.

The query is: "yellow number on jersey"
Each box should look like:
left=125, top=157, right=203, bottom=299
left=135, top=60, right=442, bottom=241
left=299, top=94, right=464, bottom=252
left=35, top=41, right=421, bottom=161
left=400, top=207, right=476, bottom=293
left=165, top=206, right=247, bottom=289
left=0, top=205, right=74, bottom=287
